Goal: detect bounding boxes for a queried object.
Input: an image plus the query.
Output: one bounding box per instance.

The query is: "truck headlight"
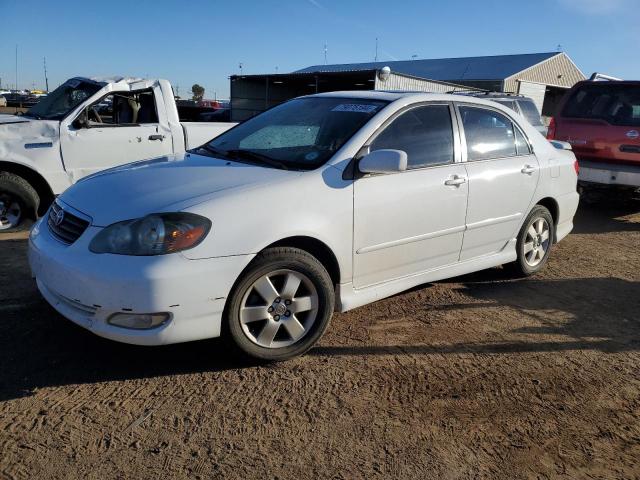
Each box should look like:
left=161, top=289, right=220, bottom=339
left=89, top=213, right=211, bottom=255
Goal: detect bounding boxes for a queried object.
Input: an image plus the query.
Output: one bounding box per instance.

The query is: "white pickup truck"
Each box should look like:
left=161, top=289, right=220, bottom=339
left=0, top=76, right=236, bottom=230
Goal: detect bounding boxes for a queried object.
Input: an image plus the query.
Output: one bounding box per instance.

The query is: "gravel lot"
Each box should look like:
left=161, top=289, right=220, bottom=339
left=1, top=198, right=639, bottom=480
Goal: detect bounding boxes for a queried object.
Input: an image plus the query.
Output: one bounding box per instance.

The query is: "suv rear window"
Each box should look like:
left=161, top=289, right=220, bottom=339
left=517, top=100, right=543, bottom=126
left=562, top=84, right=640, bottom=126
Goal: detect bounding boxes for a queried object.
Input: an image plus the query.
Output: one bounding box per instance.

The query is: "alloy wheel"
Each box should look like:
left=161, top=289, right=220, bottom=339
left=239, top=269, right=319, bottom=349
left=523, top=217, right=550, bottom=267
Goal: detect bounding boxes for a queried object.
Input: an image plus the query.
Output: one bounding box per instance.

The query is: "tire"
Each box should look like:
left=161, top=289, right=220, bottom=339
left=0, top=172, right=39, bottom=232
left=509, top=205, right=554, bottom=277
left=225, top=247, right=335, bottom=361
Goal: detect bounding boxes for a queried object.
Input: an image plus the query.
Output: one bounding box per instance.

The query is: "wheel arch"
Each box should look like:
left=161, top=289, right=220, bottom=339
left=535, top=197, right=559, bottom=242
left=0, top=161, right=55, bottom=216
left=265, top=236, right=341, bottom=287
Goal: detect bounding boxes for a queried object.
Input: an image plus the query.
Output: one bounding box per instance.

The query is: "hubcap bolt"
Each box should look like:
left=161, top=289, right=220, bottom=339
left=275, top=297, right=281, bottom=303
left=274, top=315, right=280, bottom=321
left=268, top=306, right=274, bottom=313
left=285, top=310, right=291, bottom=317
left=284, top=299, right=291, bottom=306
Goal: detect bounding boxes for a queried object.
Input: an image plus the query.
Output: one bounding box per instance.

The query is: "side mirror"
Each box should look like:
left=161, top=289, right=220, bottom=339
left=73, top=109, right=89, bottom=129
left=549, top=140, right=572, bottom=151
left=358, top=149, right=408, bottom=174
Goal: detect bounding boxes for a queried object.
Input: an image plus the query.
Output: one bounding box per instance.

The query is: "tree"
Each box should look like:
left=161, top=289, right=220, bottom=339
left=191, top=84, right=205, bottom=102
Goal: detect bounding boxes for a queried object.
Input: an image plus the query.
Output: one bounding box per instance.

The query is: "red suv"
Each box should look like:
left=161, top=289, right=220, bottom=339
left=548, top=80, right=640, bottom=191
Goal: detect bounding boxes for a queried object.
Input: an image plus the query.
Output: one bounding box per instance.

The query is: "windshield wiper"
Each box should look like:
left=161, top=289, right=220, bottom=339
left=195, top=144, right=231, bottom=158
left=224, top=149, right=289, bottom=170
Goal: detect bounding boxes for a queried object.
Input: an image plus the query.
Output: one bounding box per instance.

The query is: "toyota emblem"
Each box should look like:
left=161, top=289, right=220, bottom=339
left=626, top=130, right=639, bottom=139
left=54, top=208, right=65, bottom=226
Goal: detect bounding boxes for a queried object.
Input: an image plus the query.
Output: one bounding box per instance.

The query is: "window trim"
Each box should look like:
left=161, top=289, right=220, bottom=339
left=453, top=102, right=534, bottom=163
left=75, top=87, right=160, bottom=129
left=353, top=101, right=462, bottom=177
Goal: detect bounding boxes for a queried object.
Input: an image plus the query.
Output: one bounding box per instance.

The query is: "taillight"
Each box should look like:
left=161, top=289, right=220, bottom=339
left=574, top=160, right=579, bottom=175
left=547, top=117, right=556, bottom=140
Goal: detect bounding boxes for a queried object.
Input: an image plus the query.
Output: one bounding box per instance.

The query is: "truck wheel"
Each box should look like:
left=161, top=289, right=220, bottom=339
left=0, top=172, right=40, bottom=232
left=225, top=247, right=335, bottom=361
left=508, top=205, right=554, bottom=277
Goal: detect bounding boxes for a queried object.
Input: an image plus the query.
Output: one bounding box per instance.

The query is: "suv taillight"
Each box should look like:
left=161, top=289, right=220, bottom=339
left=574, top=160, right=579, bottom=175
left=547, top=117, right=556, bottom=140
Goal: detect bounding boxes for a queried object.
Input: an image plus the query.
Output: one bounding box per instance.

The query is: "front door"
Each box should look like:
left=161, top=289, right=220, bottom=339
left=456, top=104, right=540, bottom=260
left=353, top=103, right=469, bottom=289
left=60, top=89, right=173, bottom=181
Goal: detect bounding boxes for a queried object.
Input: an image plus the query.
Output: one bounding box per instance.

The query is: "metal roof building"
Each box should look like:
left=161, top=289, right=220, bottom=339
left=229, top=52, right=585, bottom=121
left=229, top=70, right=478, bottom=122
left=297, top=52, right=586, bottom=117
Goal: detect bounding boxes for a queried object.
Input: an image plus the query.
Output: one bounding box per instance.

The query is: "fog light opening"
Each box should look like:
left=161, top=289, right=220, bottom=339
left=107, top=312, right=171, bottom=330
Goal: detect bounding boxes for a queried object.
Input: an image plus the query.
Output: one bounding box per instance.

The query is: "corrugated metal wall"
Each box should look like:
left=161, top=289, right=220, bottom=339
left=503, top=53, right=585, bottom=93
left=375, top=73, right=477, bottom=93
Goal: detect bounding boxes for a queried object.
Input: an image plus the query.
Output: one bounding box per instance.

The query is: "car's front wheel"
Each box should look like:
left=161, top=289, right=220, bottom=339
left=510, top=205, right=554, bottom=276
left=226, top=247, right=335, bottom=361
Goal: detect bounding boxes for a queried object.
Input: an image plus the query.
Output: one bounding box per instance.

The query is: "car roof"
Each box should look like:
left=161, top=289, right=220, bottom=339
left=305, top=90, right=521, bottom=109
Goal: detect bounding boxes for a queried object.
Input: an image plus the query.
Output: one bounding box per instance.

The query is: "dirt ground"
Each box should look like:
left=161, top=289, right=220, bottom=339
left=0, top=198, right=639, bottom=480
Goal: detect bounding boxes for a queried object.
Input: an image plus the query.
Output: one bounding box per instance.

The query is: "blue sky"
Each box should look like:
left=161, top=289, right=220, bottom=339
left=1, top=0, right=638, bottom=98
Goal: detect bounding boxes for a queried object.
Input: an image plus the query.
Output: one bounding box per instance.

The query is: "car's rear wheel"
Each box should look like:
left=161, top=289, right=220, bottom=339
left=510, top=205, right=554, bottom=276
left=0, top=172, right=39, bottom=232
left=226, top=247, right=334, bottom=361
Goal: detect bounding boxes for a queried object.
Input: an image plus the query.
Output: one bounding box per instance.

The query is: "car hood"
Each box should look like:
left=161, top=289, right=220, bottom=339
left=59, top=152, right=297, bottom=226
left=0, top=114, right=33, bottom=125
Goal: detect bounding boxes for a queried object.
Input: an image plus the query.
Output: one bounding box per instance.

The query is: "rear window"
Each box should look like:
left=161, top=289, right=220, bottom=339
left=517, top=100, right=543, bottom=126
left=562, top=84, right=640, bottom=126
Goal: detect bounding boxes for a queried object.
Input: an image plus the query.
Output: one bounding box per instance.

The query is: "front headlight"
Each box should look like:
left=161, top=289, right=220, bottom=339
left=89, top=213, right=211, bottom=255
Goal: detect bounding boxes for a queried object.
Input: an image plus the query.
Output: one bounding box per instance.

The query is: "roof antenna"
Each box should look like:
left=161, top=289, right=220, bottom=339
left=375, top=37, right=378, bottom=62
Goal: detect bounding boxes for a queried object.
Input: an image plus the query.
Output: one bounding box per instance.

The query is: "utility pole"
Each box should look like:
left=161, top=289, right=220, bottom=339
left=15, top=45, right=18, bottom=91
left=43, top=57, right=49, bottom=92
left=375, top=38, right=378, bottom=62
left=323, top=43, right=327, bottom=65
left=239, top=62, right=244, bottom=75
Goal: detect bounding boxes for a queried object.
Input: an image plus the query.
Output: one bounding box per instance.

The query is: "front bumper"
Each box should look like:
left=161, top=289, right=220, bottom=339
left=578, top=160, right=640, bottom=188
left=28, top=218, right=253, bottom=345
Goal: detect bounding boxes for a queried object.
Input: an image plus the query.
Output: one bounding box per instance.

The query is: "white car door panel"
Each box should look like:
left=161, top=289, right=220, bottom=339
left=457, top=104, right=540, bottom=260
left=353, top=103, right=468, bottom=289
left=60, top=88, right=173, bottom=181
left=354, top=165, right=468, bottom=288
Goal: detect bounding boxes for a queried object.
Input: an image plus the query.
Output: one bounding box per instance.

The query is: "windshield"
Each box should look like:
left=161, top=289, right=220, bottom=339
left=563, top=84, right=640, bottom=126
left=25, top=78, right=103, bottom=120
left=201, top=97, right=388, bottom=170
left=517, top=100, right=543, bottom=126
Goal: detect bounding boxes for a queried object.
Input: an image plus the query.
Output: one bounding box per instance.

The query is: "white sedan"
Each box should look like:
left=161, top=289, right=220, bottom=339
left=28, top=91, right=579, bottom=360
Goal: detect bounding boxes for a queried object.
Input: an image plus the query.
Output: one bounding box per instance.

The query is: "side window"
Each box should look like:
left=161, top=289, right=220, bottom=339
left=459, top=106, right=517, bottom=161
left=88, top=90, right=158, bottom=126
left=515, top=127, right=531, bottom=155
left=369, top=105, right=454, bottom=169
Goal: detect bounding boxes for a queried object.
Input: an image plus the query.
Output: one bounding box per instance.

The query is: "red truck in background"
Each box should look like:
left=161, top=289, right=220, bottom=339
left=548, top=77, right=640, bottom=195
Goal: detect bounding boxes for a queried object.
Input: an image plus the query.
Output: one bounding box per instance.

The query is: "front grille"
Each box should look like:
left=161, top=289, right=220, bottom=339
left=47, top=201, right=90, bottom=245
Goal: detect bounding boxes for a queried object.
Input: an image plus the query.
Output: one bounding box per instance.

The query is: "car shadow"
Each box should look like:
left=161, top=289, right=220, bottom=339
left=571, top=195, right=640, bottom=234
left=314, top=275, right=640, bottom=358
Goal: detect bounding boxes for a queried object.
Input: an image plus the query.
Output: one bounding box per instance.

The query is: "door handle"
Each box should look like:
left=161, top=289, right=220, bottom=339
left=521, top=165, right=536, bottom=175
left=444, top=175, right=467, bottom=187
left=148, top=134, right=164, bottom=141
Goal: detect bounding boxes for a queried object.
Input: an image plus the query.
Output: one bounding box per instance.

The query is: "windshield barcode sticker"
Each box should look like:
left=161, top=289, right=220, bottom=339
left=332, top=104, right=379, bottom=113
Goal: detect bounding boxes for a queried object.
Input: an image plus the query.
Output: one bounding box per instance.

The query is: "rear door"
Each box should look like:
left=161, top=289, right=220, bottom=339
left=456, top=104, right=540, bottom=261
left=353, top=103, right=468, bottom=288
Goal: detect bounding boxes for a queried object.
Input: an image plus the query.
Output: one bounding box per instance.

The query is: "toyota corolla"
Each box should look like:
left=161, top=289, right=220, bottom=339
left=28, top=92, right=579, bottom=360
